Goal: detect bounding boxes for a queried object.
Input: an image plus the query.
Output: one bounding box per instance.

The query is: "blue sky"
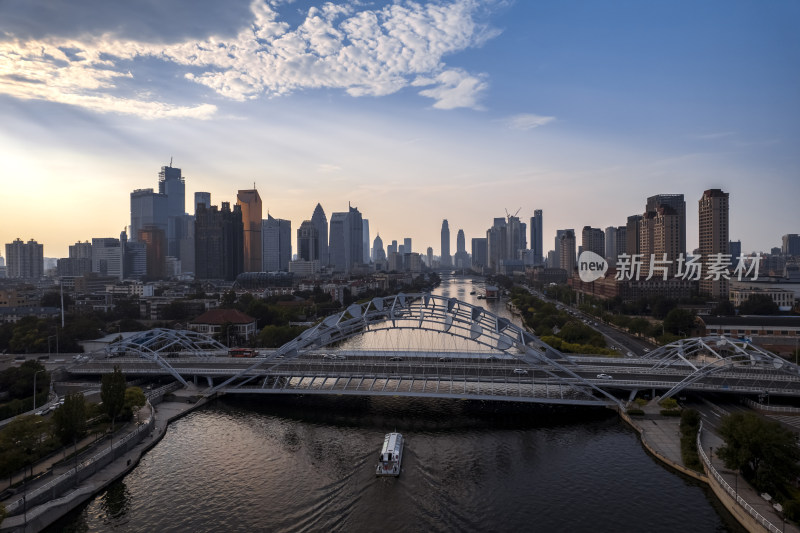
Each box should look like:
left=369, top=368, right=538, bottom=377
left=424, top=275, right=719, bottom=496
left=0, top=0, right=797, bottom=259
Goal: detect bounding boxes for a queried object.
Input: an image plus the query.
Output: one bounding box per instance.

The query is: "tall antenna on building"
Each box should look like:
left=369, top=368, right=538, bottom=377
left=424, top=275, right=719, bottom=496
left=170, top=156, right=173, bottom=167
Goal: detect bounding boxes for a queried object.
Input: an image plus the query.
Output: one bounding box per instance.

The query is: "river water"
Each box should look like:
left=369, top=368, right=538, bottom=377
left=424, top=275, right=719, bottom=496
left=50, top=277, right=742, bottom=532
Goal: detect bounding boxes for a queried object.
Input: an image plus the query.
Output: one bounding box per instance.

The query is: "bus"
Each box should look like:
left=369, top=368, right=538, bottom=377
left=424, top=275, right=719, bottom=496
left=229, top=348, right=258, bottom=358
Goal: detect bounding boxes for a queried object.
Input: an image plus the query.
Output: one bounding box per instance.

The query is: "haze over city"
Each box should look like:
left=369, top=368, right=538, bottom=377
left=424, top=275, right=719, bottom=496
left=1, top=0, right=798, bottom=258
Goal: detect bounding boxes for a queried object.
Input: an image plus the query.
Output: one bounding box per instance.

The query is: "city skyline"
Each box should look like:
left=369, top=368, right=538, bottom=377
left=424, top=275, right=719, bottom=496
left=1, top=0, right=798, bottom=258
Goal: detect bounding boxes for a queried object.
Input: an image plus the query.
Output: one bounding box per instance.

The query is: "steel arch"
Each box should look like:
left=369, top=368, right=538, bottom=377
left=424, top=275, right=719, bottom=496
left=641, top=336, right=800, bottom=399
left=209, top=293, right=624, bottom=407
left=106, top=328, right=228, bottom=386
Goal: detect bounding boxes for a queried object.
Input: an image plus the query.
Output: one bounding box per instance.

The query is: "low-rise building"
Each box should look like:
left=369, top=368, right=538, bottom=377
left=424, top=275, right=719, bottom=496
left=188, top=308, right=257, bottom=343
left=729, top=287, right=795, bottom=312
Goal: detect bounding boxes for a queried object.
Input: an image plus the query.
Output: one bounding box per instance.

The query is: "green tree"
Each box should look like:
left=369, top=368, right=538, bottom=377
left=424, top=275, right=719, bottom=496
left=738, top=294, right=779, bottom=315
left=101, top=366, right=127, bottom=432
left=52, top=392, right=87, bottom=447
left=663, top=308, right=696, bottom=336
left=717, top=412, right=800, bottom=494
left=628, top=317, right=650, bottom=336
left=122, top=387, right=147, bottom=421
left=711, top=299, right=736, bottom=316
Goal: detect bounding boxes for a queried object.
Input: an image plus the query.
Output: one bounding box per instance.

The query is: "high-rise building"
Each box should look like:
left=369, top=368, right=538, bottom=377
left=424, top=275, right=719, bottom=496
left=626, top=215, right=643, bottom=256
left=5, top=238, right=44, bottom=279
left=426, top=247, right=434, bottom=268
left=646, top=194, right=686, bottom=257
left=347, top=206, right=364, bottom=270
left=69, top=241, right=92, bottom=260
left=138, top=226, right=167, bottom=280
left=582, top=226, right=605, bottom=258
left=604, top=226, right=617, bottom=266
left=194, top=192, right=211, bottom=213
left=783, top=234, right=800, bottom=256
left=297, top=221, right=319, bottom=262
left=237, top=189, right=262, bottom=272
left=328, top=212, right=348, bottom=272
left=553, top=229, right=573, bottom=269
left=130, top=188, right=168, bottom=247
left=159, top=164, right=187, bottom=259
left=311, top=203, right=328, bottom=266
left=530, top=210, right=543, bottom=265
left=195, top=202, right=244, bottom=281
left=729, top=240, right=742, bottom=268
left=403, top=238, right=412, bottom=254
left=362, top=219, right=371, bottom=264
left=91, top=238, right=122, bottom=280
left=454, top=229, right=470, bottom=268
left=441, top=220, right=452, bottom=267
left=471, top=238, right=488, bottom=269
left=558, top=230, right=576, bottom=274
left=372, top=234, right=386, bottom=263
left=699, top=189, right=729, bottom=298
left=262, top=215, right=292, bottom=272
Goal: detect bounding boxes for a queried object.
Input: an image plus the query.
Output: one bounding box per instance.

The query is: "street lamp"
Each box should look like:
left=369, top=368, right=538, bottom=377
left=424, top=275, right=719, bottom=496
left=33, top=369, right=45, bottom=412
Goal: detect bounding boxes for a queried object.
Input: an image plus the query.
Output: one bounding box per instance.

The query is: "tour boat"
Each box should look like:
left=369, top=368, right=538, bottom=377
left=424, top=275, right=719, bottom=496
left=376, top=432, right=404, bottom=477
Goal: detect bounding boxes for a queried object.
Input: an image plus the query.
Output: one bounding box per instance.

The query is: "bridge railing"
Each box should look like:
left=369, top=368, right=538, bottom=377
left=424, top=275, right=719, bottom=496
left=697, top=422, right=782, bottom=533
left=743, top=397, right=800, bottom=414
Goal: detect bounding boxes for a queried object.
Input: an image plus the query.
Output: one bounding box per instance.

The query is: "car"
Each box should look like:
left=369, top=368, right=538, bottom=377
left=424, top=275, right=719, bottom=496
left=513, top=368, right=528, bottom=375
left=626, top=352, right=634, bottom=357
left=643, top=348, right=651, bottom=353
left=438, top=357, right=452, bottom=362
left=596, top=373, right=613, bottom=379
left=389, top=356, right=404, bottom=361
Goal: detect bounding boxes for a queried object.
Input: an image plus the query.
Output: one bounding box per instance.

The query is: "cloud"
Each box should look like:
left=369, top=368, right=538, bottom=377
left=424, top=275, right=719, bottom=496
left=0, top=0, right=500, bottom=118
left=504, top=113, right=556, bottom=130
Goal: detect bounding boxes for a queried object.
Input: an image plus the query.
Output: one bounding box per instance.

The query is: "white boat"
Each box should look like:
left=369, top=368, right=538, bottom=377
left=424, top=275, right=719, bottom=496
left=376, top=432, right=403, bottom=477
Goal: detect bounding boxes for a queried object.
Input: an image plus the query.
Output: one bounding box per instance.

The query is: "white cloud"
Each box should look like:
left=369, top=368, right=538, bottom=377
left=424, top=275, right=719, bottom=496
left=505, top=113, right=556, bottom=130
left=0, top=0, right=499, bottom=118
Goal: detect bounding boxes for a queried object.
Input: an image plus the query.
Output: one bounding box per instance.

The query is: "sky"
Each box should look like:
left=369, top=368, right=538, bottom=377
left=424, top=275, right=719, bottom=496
left=0, top=0, right=798, bottom=259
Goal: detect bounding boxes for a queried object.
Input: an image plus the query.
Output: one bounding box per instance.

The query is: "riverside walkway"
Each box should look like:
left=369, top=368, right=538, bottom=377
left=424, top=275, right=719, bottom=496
left=625, top=401, right=798, bottom=533
left=0, top=385, right=206, bottom=533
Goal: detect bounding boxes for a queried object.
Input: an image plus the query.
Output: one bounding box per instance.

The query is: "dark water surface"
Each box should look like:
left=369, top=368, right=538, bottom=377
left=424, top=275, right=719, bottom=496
left=50, top=277, right=742, bottom=531
left=50, top=396, right=741, bottom=533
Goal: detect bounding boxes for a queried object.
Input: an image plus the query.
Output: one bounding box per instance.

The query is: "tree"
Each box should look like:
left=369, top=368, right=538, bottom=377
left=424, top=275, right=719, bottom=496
left=52, top=392, right=86, bottom=447
left=123, top=387, right=147, bottom=421
left=628, top=318, right=650, bottom=336
left=663, top=308, right=696, bottom=336
left=738, top=294, right=779, bottom=315
left=101, top=366, right=126, bottom=432
left=717, top=412, right=800, bottom=494
left=711, top=299, right=736, bottom=316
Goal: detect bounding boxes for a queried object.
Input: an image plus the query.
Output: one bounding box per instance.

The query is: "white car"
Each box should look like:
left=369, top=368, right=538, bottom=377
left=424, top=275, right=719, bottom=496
left=513, top=368, right=528, bottom=375
left=596, top=373, right=613, bottom=379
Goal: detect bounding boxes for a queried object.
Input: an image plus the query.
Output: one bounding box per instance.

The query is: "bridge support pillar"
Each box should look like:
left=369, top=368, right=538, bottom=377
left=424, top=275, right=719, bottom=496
left=206, top=376, right=213, bottom=388
left=193, top=375, right=198, bottom=386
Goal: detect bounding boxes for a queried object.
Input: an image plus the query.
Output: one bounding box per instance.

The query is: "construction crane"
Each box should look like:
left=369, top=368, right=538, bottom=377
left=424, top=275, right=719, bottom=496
left=505, top=207, right=521, bottom=220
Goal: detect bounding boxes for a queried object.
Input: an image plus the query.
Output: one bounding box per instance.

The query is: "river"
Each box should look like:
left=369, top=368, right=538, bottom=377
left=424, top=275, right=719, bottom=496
left=50, top=276, right=742, bottom=532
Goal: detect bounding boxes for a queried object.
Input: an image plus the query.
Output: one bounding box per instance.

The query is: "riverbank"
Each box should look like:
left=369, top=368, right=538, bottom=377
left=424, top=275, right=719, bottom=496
left=0, top=384, right=208, bottom=533
left=621, top=402, right=797, bottom=533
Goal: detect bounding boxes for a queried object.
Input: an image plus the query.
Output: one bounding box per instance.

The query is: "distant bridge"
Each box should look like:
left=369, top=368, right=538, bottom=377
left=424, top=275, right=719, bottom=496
left=70, top=294, right=800, bottom=408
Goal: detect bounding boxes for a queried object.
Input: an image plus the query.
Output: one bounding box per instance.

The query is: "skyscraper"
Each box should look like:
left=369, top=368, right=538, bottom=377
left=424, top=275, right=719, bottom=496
left=362, top=219, right=370, bottom=264
left=347, top=206, right=364, bottom=270
left=440, top=220, right=451, bottom=267
left=625, top=215, right=643, bottom=256
left=559, top=230, right=576, bottom=274
left=91, top=238, right=122, bottom=280
left=582, top=226, right=605, bottom=257
left=646, top=194, right=686, bottom=257
left=138, top=226, right=167, bottom=280
left=159, top=164, right=187, bottom=258
left=471, top=238, right=488, bottom=269
left=328, top=212, right=348, bottom=272
left=237, top=189, right=262, bottom=272
left=297, top=221, right=319, bottom=262
left=311, top=203, right=328, bottom=266
left=699, top=189, right=729, bottom=298
left=604, top=226, right=617, bottom=265
left=262, top=214, right=291, bottom=272
left=530, top=210, right=543, bottom=265
left=194, top=192, right=211, bottom=213
left=372, top=234, right=386, bottom=263
left=195, top=202, right=244, bottom=281
left=454, top=229, right=469, bottom=268
left=782, top=234, right=800, bottom=256
left=130, top=188, right=167, bottom=246
left=5, top=238, right=43, bottom=279
left=403, top=238, right=412, bottom=254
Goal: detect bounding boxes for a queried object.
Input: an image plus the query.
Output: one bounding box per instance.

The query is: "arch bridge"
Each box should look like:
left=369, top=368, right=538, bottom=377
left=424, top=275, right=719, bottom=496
left=90, top=294, right=800, bottom=407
